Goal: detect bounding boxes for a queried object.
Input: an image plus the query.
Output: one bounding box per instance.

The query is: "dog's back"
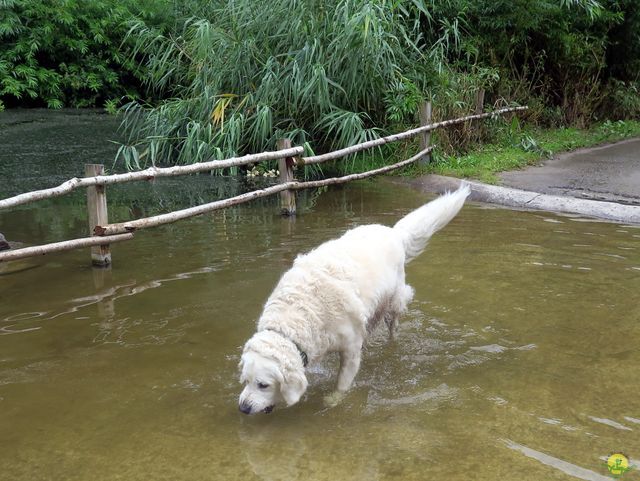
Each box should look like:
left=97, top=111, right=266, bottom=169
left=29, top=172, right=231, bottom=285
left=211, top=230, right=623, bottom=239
left=258, top=184, right=470, bottom=354
left=258, top=223, right=405, bottom=353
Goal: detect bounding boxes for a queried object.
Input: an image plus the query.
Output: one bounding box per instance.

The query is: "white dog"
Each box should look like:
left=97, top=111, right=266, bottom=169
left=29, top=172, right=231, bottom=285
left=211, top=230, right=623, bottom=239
left=238, top=184, right=470, bottom=414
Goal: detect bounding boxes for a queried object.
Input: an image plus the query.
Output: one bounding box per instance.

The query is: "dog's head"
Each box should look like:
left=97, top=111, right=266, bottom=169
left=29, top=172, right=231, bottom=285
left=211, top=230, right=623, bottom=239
left=238, top=331, right=308, bottom=414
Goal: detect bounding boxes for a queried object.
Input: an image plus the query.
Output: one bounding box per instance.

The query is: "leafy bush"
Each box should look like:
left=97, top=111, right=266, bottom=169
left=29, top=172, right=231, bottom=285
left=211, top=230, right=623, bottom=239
left=0, top=0, right=171, bottom=108
left=116, top=0, right=640, bottom=171
left=602, top=80, right=640, bottom=119
left=425, top=0, right=640, bottom=127
left=5, top=0, right=633, bottom=172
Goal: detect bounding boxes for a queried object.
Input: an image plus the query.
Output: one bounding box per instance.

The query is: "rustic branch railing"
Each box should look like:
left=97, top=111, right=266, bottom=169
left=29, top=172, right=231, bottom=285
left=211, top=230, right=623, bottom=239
left=0, top=104, right=527, bottom=266
left=96, top=146, right=433, bottom=236
left=0, top=234, right=134, bottom=263
left=300, top=106, right=527, bottom=164
left=0, top=146, right=304, bottom=210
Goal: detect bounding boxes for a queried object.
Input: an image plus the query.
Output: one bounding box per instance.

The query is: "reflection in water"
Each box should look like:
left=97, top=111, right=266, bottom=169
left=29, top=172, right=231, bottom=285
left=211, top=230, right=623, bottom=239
left=3, top=266, right=220, bottom=327
left=237, top=421, right=384, bottom=481
left=92, top=266, right=115, bottom=320
left=236, top=406, right=449, bottom=481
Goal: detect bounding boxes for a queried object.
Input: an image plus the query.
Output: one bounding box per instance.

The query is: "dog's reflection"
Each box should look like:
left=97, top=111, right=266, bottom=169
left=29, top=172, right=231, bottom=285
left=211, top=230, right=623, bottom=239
left=237, top=418, right=379, bottom=481
left=236, top=400, right=444, bottom=481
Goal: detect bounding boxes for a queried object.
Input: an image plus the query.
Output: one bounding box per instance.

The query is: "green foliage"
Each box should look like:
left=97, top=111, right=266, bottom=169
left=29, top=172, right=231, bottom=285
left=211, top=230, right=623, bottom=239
left=116, top=0, right=446, bottom=170
left=519, top=134, right=551, bottom=157
left=384, top=77, right=423, bottom=125
left=606, top=0, right=640, bottom=82
left=602, top=80, right=640, bottom=119
left=0, top=0, right=171, bottom=108
left=117, top=0, right=640, bottom=171
left=421, top=0, right=638, bottom=126
left=4, top=0, right=639, bottom=175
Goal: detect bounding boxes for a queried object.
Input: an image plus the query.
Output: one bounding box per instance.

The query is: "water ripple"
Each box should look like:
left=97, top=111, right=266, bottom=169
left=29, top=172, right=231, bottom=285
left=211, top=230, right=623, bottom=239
left=0, top=324, right=41, bottom=336
left=1, top=266, right=221, bottom=339
left=503, top=439, right=611, bottom=481
left=1, top=312, right=48, bottom=323
left=366, top=383, right=458, bottom=408
left=470, top=344, right=508, bottom=354
left=587, top=416, right=633, bottom=431
left=538, top=417, right=579, bottom=431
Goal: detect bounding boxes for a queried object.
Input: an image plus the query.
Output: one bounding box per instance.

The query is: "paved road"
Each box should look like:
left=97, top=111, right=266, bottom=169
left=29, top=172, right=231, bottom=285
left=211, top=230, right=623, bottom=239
left=499, top=137, right=640, bottom=206
left=395, top=137, right=640, bottom=224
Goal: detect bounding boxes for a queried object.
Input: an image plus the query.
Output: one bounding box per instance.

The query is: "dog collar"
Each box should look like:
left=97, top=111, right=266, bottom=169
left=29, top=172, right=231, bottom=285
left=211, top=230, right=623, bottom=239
left=264, top=329, right=308, bottom=367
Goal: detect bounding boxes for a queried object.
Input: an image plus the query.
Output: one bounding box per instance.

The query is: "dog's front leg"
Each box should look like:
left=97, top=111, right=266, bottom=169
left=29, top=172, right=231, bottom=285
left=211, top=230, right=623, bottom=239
left=336, top=348, right=362, bottom=391
left=324, top=345, right=362, bottom=407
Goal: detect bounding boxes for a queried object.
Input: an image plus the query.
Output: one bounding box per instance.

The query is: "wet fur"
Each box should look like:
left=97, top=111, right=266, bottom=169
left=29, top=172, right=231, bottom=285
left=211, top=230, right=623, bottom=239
left=238, top=185, right=470, bottom=414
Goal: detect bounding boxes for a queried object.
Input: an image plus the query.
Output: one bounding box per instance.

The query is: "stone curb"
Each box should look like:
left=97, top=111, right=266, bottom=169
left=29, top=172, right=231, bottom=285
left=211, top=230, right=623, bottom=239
left=397, top=174, right=640, bottom=225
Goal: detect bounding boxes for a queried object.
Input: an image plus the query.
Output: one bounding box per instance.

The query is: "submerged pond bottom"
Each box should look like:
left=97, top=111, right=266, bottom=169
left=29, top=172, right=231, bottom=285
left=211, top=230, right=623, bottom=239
left=1, top=179, right=638, bottom=480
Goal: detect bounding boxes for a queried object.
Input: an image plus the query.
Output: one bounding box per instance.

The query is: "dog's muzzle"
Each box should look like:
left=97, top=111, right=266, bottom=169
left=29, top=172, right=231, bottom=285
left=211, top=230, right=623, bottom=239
left=238, top=402, right=274, bottom=415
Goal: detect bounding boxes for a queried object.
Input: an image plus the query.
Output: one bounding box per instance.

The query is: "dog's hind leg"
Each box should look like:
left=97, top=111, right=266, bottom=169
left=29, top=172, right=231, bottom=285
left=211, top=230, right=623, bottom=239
left=384, top=312, right=399, bottom=340
left=384, top=284, right=414, bottom=340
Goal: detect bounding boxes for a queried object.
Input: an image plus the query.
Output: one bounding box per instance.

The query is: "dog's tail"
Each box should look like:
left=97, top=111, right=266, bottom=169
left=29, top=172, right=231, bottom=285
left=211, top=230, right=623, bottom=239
left=393, top=183, right=470, bottom=263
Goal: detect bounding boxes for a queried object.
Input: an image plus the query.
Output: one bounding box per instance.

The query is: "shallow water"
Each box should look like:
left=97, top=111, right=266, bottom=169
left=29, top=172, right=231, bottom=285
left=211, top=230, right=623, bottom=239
left=1, top=112, right=639, bottom=481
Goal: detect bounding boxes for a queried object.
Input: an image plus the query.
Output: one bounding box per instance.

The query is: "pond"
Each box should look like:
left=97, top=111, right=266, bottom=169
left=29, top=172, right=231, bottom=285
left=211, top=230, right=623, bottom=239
left=1, top=111, right=639, bottom=480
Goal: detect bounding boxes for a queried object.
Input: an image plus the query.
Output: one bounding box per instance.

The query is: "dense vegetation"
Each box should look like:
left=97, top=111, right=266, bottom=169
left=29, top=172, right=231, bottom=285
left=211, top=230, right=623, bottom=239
left=0, top=0, right=170, bottom=109
left=1, top=0, right=639, bottom=173
left=424, top=0, right=640, bottom=125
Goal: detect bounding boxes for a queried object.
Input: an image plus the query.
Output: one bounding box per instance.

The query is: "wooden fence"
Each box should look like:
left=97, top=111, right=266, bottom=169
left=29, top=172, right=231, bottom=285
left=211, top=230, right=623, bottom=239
left=0, top=105, right=527, bottom=266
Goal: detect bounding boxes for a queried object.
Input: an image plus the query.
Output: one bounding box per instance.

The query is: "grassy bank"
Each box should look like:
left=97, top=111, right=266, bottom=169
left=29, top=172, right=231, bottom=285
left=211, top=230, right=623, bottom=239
left=419, top=119, right=640, bottom=183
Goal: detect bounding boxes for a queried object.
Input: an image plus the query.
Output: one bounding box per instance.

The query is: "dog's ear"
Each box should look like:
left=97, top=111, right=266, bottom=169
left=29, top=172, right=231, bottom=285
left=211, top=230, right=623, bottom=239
left=238, top=353, right=250, bottom=383
left=280, top=368, right=308, bottom=407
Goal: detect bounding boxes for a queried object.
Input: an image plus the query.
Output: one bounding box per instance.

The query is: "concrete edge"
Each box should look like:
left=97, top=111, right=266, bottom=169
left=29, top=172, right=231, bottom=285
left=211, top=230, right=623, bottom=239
left=394, top=174, right=640, bottom=225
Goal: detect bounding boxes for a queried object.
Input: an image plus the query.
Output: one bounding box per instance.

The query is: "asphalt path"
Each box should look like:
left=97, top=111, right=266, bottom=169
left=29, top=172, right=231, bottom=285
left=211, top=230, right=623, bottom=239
left=499, top=137, right=640, bottom=206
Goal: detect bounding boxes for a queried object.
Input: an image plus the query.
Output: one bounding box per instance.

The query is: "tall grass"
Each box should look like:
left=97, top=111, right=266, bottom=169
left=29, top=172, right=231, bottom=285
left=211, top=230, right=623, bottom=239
left=116, top=0, right=449, bottom=172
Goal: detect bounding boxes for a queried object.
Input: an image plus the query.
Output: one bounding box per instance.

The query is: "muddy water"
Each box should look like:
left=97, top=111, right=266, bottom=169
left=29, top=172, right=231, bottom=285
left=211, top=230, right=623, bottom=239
left=1, top=112, right=639, bottom=481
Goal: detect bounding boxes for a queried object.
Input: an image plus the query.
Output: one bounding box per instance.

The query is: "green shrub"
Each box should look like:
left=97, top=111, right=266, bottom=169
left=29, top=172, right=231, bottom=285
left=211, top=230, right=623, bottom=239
left=422, top=0, right=633, bottom=126
left=602, top=80, right=640, bottom=119
left=0, top=0, right=171, bottom=108
left=116, top=0, right=640, bottom=172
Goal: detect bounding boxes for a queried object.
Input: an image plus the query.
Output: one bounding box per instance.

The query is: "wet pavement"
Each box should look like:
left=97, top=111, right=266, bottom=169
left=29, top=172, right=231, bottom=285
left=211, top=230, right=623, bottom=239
left=499, top=138, right=640, bottom=206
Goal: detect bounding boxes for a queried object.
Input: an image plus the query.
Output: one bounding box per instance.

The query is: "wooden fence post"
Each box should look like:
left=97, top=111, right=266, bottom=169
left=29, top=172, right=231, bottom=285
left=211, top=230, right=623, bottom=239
left=475, top=88, right=485, bottom=115
left=85, top=164, right=111, bottom=267
left=474, top=88, right=485, bottom=141
left=276, top=138, right=296, bottom=216
left=419, top=101, right=432, bottom=164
